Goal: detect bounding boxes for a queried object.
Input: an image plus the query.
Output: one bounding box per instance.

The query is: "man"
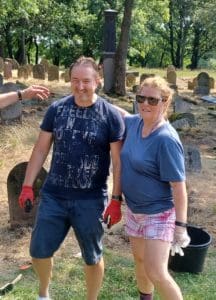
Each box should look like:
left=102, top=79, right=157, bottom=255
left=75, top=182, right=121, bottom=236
left=0, top=85, right=50, bottom=109
left=18, top=56, right=124, bottom=300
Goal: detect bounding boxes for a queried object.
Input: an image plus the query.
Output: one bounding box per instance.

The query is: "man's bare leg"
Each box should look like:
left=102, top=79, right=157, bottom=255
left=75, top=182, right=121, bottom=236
left=32, top=257, right=53, bottom=298
left=84, top=257, right=104, bottom=300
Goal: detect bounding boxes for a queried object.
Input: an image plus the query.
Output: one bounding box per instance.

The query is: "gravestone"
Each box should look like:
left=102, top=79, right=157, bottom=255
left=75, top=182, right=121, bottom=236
left=40, top=58, right=49, bottom=72
left=3, top=62, right=12, bottom=79
left=171, top=118, right=190, bottom=130
left=33, top=64, right=45, bottom=80
left=0, top=82, right=22, bottom=124
left=48, top=65, right=59, bottom=81
left=184, top=145, right=202, bottom=172
left=126, top=73, right=136, bottom=87
left=7, top=162, right=47, bottom=228
left=174, top=95, right=195, bottom=113
left=167, top=65, right=176, bottom=73
left=210, top=77, right=215, bottom=89
left=26, top=64, right=33, bottom=75
left=0, top=74, right=3, bottom=87
left=140, top=73, right=155, bottom=85
left=194, top=72, right=210, bottom=95
left=126, top=71, right=139, bottom=77
left=167, top=70, right=177, bottom=86
left=5, top=58, right=19, bottom=69
left=61, top=69, right=70, bottom=82
left=17, top=66, right=29, bottom=79
left=0, top=57, right=4, bottom=72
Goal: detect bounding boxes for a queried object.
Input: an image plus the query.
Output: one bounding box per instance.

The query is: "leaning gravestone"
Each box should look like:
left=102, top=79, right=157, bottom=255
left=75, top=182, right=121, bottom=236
left=33, top=64, right=45, bottom=80
left=7, top=162, right=47, bottom=228
left=183, top=145, right=202, bottom=172
left=174, top=95, right=195, bottom=113
left=3, top=62, right=12, bottom=79
left=194, top=72, right=210, bottom=95
left=48, top=65, right=59, bottom=81
left=0, top=82, right=22, bottom=124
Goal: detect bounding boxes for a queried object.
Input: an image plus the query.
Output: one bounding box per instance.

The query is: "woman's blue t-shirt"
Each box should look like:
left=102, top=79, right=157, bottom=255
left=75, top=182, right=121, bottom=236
left=121, top=115, right=185, bottom=214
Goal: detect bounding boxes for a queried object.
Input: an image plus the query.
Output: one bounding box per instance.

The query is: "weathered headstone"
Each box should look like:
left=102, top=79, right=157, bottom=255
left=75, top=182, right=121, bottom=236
left=5, top=58, right=19, bottom=69
left=7, top=162, right=47, bottom=228
left=48, top=65, right=59, bottom=81
left=210, top=77, right=215, bottom=89
left=184, top=145, right=202, bottom=172
left=17, top=66, right=29, bottom=79
left=0, top=82, right=22, bottom=124
left=33, top=64, right=45, bottom=80
left=167, top=65, right=176, bottom=73
left=3, top=62, right=12, bottom=79
left=126, top=73, right=136, bottom=87
left=140, top=73, right=155, bottom=85
left=167, top=70, right=177, bottom=86
left=40, top=58, right=49, bottom=72
left=171, top=118, right=191, bottom=130
left=174, top=95, right=195, bottom=113
left=0, top=57, right=4, bottom=72
left=194, top=72, right=210, bottom=95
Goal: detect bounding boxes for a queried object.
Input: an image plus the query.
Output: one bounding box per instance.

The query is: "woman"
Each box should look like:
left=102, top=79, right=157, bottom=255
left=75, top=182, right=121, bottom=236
left=104, top=76, right=190, bottom=300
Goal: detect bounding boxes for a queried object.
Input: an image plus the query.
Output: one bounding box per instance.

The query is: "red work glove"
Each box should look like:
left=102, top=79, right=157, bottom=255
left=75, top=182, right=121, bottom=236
left=18, top=186, right=34, bottom=212
left=103, top=199, right=122, bottom=228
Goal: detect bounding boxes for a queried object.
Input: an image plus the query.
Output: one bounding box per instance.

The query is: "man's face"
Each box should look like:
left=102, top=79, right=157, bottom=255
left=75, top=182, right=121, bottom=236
left=71, top=65, right=99, bottom=106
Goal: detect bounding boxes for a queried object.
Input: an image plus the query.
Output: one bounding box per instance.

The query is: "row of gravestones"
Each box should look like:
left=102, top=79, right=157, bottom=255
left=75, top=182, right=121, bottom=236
left=0, top=56, right=70, bottom=82
left=126, top=66, right=215, bottom=96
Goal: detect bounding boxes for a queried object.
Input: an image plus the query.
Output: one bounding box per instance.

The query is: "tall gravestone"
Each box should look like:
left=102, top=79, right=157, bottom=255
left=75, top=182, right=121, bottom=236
left=103, top=9, right=117, bottom=93
left=184, top=145, right=202, bottom=172
left=7, top=162, right=47, bottom=228
left=194, top=72, right=210, bottom=95
left=0, top=74, right=3, bottom=87
left=3, top=62, right=12, bottom=79
left=18, top=66, right=29, bottom=79
left=48, top=65, right=59, bottom=81
left=0, top=82, right=22, bottom=124
left=33, top=64, right=45, bottom=80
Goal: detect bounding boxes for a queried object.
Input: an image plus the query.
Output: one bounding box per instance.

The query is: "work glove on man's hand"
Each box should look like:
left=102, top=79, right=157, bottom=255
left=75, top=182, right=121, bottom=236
left=103, top=198, right=122, bottom=229
left=18, top=186, right=34, bottom=212
left=171, top=226, right=191, bottom=256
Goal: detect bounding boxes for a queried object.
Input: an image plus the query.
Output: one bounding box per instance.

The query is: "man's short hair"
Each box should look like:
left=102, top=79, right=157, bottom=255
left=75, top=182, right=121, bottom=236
left=69, top=56, right=99, bottom=78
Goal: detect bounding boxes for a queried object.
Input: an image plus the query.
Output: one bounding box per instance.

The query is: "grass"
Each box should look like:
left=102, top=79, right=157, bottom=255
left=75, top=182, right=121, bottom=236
left=128, top=67, right=216, bottom=80
left=1, top=247, right=215, bottom=300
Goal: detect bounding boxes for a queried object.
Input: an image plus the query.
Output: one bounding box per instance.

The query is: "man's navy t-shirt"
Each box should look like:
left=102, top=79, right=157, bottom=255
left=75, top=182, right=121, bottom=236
left=40, top=95, right=124, bottom=200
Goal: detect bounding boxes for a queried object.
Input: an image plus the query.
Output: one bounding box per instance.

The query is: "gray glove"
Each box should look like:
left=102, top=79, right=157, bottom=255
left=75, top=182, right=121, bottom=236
left=171, top=227, right=191, bottom=256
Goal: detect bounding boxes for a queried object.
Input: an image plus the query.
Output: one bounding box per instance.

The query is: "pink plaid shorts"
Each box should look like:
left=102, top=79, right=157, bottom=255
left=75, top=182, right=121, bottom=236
left=125, top=206, right=175, bottom=242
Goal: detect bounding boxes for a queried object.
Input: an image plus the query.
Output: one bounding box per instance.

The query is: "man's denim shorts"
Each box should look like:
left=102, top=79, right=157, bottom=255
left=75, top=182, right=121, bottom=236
left=30, top=192, right=106, bottom=265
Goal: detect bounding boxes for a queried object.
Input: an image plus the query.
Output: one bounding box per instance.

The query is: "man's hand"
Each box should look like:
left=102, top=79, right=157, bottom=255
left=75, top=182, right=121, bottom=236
left=171, top=226, right=190, bottom=256
left=18, top=186, right=34, bottom=212
left=21, top=85, right=50, bottom=101
left=103, top=199, right=122, bottom=228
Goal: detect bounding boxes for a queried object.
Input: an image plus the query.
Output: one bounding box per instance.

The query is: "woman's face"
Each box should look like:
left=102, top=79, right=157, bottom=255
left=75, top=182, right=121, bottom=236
left=136, top=86, right=166, bottom=123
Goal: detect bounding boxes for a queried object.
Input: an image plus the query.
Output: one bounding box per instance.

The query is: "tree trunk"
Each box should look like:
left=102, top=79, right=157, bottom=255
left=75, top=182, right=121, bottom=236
left=34, top=37, right=39, bottom=64
left=4, top=24, right=13, bottom=58
left=114, top=0, right=134, bottom=96
left=190, top=24, right=201, bottom=69
left=168, top=0, right=175, bottom=66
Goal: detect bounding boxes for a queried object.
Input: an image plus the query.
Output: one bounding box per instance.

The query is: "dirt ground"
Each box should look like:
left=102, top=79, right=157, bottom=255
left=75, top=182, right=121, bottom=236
left=0, top=74, right=215, bottom=281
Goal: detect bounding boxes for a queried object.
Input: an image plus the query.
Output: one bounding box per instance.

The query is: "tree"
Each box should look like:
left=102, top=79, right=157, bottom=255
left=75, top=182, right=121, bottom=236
left=114, top=0, right=134, bottom=95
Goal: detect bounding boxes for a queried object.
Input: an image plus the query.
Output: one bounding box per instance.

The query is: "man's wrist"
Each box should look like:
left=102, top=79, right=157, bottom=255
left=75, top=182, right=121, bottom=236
left=111, top=195, right=123, bottom=202
left=17, top=90, right=23, bottom=101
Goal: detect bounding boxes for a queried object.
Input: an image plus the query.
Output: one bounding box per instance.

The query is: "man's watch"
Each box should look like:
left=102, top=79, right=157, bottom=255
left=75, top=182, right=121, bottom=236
left=112, top=195, right=123, bottom=201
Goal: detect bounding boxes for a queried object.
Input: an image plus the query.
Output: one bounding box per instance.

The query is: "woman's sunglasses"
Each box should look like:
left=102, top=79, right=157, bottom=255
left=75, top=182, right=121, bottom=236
left=136, top=95, right=164, bottom=106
